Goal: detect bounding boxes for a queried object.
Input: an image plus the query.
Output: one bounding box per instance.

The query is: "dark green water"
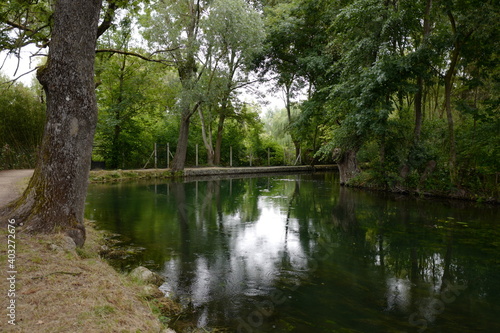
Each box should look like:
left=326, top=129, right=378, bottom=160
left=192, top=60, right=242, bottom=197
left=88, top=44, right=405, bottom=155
left=85, top=172, right=500, bottom=332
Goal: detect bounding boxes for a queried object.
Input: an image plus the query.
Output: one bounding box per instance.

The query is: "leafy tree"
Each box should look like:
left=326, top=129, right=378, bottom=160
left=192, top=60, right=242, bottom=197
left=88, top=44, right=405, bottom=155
left=94, top=17, right=173, bottom=169
left=0, top=74, right=45, bottom=169
left=141, top=0, right=207, bottom=171
left=0, top=0, right=51, bottom=62
left=259, top=0, right=336, bottom=162
left=142, top=0, right=264, bottom=169
left=199, top=0, right=265, bottom=165
left=431, top=0, right=499, bottom=184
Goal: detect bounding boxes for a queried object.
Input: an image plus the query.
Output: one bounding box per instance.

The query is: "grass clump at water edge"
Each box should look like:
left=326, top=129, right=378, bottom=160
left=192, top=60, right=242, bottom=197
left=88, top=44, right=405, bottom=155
left=0, top=220, right=175, bottom=332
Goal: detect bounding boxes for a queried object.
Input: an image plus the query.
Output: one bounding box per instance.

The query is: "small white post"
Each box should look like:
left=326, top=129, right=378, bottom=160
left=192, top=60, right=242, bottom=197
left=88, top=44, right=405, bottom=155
left=230, top=146, right=233, bottom=167
left=196, top=144, right=199, bottom=166
left=154, top=143, right=157, bottom=169
left=167, top=143, right=170, bottom=168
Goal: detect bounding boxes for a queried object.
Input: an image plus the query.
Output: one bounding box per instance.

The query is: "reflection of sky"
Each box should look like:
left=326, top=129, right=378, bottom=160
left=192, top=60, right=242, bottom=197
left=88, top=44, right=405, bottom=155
left=382, top=251, right=453, bottom=325
left=160, top=196, right=308, bottom=316
left=385, top=277, right=411, bottom=312
left=87, top=176, right=500, bottom=331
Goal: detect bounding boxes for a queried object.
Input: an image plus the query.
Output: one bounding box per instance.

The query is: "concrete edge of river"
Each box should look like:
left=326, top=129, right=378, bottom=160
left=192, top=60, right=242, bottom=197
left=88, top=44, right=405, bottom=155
left=89, top=164, right=338, bottom=183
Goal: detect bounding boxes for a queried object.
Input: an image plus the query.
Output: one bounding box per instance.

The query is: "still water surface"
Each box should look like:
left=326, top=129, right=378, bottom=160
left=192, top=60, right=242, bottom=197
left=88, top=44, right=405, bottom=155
left=85, top=172, right=500, bottom=332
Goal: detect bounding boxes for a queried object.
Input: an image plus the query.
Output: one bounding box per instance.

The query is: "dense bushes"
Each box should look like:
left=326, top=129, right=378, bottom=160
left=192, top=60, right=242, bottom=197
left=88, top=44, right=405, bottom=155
left=0, top=75, right=45, bottom=169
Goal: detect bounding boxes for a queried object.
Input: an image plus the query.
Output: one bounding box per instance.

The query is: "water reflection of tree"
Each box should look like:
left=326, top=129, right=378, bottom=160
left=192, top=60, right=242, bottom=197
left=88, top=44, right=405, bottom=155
left=341, top=191, right=499, bottom=330
left=294, top=182, right=494, bottom=326
left=86, top=176, right=500, bottom=332
left=331, top=186, right=360, bottom=233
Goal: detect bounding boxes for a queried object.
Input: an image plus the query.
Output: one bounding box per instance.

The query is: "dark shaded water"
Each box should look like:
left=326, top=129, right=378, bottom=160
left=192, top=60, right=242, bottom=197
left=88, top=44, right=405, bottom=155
left=85, top=172, right=500, bottom=332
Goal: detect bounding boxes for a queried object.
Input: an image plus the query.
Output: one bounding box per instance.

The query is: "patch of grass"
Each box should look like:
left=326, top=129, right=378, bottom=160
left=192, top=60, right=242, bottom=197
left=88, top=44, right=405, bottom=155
left=89, top=168, right=185, bottom=183
left=0, top=222, right=164, bottom=333
left=92, top=305, right=116, bottom=317
left=75, top=246, right=97, bottom=259
left=122, top=171, right=139, bottom=178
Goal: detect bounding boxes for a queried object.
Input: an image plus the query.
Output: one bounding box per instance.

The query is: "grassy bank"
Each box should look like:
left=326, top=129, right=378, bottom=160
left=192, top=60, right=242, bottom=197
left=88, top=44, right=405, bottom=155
left=0, top=221, right=184, bottom=333
left=89, top=169, right=181, bottom=183
left=88, top=165, right=337, bottom=183
left=347, top=168, right=499, bottom=204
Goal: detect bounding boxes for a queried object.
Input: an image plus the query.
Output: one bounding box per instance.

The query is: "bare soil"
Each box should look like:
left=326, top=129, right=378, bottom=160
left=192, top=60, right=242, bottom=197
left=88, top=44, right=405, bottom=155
left=0, top=169, right=33, bottom=208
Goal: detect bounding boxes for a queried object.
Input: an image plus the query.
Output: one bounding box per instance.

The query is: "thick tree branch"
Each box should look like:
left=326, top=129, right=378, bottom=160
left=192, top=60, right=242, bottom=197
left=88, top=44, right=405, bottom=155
left=96, top=1, right=118, bottom=38
left=4, top=20, right=50, bottom=49
left=95, top=48, right=175, bottom=65
left=5, top=20, right=36, bottom=34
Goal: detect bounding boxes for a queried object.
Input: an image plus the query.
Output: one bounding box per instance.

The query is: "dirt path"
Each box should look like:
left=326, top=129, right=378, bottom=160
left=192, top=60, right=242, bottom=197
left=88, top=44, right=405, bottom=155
left=0, top=169, right=33, bottom=208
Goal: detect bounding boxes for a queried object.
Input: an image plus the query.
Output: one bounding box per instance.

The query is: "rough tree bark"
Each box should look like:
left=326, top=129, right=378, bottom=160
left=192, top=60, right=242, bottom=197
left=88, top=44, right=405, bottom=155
left=333, top=148, right=361, bottom=186
left=0, top=0, right=103, bottom=247
left=170, top=60, right=199, bottom=171
left=213, top=112, right=225, bottom=165
left=171, top=113, right=193, bottom=171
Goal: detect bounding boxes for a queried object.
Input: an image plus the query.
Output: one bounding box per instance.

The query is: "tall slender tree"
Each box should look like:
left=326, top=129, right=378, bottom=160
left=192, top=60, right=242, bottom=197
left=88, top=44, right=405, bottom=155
left=200, top=0, right=265, bottom=165
left=142, top=0, right=206, bottom=171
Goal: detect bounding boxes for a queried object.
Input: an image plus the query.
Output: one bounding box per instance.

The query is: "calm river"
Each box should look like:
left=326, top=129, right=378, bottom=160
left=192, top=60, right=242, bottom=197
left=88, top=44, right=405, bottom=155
left=85, top=172, right=500, bottom=332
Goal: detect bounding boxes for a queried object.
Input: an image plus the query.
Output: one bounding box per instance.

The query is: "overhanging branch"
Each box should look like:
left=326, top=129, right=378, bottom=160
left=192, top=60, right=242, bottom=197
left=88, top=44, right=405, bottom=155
left=5, top=20, right=36, bottom=34
left=95, top=48, right=175, bottom=65
left=1, top=67, right=38, bottom=86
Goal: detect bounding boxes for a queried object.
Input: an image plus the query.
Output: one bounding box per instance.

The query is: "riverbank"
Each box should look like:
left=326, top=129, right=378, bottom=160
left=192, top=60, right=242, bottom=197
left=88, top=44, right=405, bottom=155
left=88, top=165, right=498, bottom=204
left=346, top=169, right=500, bottom=204
left=89, top=164, right=337, bottom=182
left=0, top=221, right=174, bottom=332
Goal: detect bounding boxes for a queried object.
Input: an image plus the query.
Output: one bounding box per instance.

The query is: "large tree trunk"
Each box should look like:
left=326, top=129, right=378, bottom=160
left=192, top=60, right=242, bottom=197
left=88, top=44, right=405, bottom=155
left=170, top=98, right=201, bottom=171
left=444, top=41, right=460, bottom=185
left=171, top=113, right=192, bottom=171
left=414, top=77, right=424, bottom=142
left=214, top=113, right=225, bottom=165
left=334, top=149, right=361, bottom=186
left=0, top=0, right=102, bottom=247
left=444, top=54, right=458, bottom=184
